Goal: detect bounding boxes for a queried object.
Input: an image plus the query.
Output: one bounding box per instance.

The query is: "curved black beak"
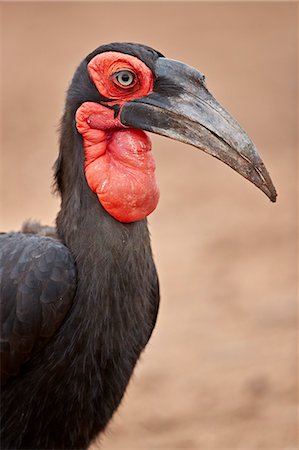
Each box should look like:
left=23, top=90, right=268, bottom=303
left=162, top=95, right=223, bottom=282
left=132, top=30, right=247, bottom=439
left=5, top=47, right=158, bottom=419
left=120, top=58, right=277, bottom=202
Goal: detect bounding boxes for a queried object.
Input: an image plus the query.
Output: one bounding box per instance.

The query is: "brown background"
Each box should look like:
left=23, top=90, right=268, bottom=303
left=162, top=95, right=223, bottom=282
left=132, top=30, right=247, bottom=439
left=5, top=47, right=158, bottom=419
left=1, top=2, right=297, bottom=449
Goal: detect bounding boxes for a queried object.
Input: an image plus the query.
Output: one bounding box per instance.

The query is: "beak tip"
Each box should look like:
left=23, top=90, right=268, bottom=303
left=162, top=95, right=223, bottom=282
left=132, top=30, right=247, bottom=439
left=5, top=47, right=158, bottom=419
left=254, top=158, right=277, bottom=203
left=270, top=192, right=277, bottom=203
left=264, top=184, right=277, bottom=203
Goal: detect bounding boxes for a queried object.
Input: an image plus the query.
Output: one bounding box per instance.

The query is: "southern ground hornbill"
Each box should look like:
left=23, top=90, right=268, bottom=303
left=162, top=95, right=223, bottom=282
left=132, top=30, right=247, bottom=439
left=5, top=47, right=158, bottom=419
left=0, top=42, right=277, bottom=449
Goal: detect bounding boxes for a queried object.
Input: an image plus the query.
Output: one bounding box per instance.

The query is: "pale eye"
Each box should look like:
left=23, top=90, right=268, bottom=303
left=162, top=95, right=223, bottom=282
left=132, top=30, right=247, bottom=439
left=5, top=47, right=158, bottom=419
left=113, top=70, right=135, bottom=87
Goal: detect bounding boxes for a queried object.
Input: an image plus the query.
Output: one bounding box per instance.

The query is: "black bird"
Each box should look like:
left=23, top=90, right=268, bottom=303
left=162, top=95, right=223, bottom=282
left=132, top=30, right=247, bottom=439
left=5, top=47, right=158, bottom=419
left=0, top=42, right=277, bottom=449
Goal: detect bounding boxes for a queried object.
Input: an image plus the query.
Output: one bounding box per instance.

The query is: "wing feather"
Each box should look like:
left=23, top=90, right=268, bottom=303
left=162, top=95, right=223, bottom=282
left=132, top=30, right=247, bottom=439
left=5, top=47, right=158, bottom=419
left=0, top=233, right=76, bottom=384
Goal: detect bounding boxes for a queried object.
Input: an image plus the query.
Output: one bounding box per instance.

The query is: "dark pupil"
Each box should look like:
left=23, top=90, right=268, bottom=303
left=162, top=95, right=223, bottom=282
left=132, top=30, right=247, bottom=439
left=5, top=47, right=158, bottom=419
left=122, top=74, right=130, bottom=82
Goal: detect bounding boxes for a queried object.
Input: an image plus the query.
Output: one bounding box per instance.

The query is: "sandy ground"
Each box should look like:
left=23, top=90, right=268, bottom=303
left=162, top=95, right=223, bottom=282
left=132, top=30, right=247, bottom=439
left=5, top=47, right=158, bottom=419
left=1, top=2, right=297, bottom=449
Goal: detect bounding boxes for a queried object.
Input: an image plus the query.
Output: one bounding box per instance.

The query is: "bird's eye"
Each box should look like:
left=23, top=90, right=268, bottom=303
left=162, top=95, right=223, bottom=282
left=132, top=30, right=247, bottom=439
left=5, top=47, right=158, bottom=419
left=113, top=70, right=136, bottom=88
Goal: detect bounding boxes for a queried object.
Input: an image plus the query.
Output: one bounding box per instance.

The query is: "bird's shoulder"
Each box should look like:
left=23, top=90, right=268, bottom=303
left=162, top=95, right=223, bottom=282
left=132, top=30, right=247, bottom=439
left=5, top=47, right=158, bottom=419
left=0, top=231, right=77, bottom=384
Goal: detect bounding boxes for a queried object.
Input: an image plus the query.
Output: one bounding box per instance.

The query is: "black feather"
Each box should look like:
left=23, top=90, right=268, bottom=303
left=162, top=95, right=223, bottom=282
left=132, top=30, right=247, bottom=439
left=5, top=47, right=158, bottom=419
left=0, top=233, right=76, bottom=385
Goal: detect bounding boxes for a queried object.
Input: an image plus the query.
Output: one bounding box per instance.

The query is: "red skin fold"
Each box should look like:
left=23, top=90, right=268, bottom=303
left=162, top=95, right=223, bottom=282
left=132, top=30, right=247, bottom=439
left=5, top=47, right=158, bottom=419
left=87, top=52, right=154, bottom=104
left=75, top=53, right=159, bottom=223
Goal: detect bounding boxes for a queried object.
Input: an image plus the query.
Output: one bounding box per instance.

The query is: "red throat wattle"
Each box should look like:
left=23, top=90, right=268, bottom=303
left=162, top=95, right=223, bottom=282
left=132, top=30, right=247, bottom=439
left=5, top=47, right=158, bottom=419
left=75, top=52, right=159, bottom=223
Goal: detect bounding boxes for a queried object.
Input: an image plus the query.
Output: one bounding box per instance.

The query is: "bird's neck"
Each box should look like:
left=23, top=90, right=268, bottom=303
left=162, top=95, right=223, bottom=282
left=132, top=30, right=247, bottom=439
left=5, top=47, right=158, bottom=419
left=55, top=129, right=156, bottom=321
left=56, top=186, right=156, bottom=354
left=54, top=123, right=158, bottom=436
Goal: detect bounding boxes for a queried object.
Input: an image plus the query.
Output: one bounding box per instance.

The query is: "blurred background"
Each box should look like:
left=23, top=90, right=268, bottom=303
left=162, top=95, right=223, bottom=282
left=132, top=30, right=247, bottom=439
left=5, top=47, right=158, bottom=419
left=1, top=2, right=297, bottom=449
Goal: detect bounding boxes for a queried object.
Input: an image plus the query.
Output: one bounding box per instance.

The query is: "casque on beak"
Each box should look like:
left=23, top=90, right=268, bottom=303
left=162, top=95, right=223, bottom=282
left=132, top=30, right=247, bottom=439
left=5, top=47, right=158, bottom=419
left=120, top=57, right=277, bottom=202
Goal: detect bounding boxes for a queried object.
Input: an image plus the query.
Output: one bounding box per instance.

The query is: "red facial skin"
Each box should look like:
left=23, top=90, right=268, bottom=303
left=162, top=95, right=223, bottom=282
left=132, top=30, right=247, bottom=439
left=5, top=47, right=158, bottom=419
left=75, top=52, right=160, bottom=223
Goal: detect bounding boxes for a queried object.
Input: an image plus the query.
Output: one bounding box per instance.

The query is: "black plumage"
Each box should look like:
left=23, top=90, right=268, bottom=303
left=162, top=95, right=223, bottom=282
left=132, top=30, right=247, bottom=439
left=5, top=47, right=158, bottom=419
left=0, top=232, right=76, bottom=385
left=1, top=220, right=159, bottom=449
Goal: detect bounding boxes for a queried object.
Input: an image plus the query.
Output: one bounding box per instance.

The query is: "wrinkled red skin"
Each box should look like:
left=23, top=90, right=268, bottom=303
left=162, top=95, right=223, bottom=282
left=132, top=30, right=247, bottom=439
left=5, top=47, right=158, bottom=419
left=75, top=52, right=159, bottom=223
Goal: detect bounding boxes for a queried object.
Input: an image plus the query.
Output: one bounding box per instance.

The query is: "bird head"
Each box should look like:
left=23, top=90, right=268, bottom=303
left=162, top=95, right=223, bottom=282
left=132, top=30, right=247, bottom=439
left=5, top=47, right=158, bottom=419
left=60, top=42, right=276, bottom=223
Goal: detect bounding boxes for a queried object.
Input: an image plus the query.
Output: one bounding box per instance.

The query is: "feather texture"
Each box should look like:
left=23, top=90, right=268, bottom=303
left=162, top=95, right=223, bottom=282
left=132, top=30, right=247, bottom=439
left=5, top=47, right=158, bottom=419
left=0, top=233, right=76, bottom=385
